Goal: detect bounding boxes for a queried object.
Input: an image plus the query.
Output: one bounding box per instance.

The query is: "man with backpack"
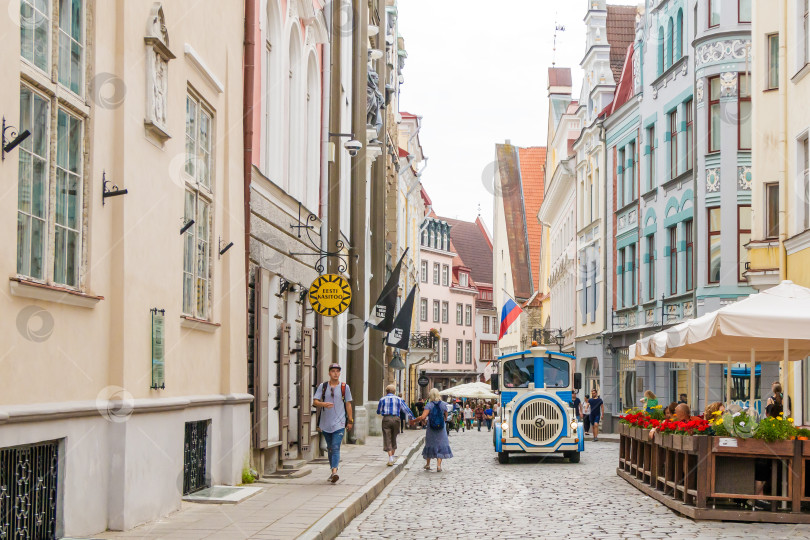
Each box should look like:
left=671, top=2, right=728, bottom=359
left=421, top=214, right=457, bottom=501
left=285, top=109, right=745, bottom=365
left=313, top=363, right=354, bottom=483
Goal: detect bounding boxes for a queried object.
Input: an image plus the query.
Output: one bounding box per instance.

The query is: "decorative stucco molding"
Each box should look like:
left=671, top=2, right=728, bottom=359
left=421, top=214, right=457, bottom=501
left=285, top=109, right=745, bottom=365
left=706, top=168, right=720, bottom=192
left=696, top=39, right=750, bottom=67
left=738, top=166, right=752, bottom=190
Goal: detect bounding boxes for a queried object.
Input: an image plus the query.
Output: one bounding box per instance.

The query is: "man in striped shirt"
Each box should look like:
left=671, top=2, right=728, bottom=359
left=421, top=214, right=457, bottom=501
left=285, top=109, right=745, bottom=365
left=376, top=385, right=415, bottom=466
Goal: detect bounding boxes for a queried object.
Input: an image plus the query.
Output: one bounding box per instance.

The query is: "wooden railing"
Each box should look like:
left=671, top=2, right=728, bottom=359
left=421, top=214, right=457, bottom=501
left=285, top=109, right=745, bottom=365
left=617, top=424, right=810, bottom=523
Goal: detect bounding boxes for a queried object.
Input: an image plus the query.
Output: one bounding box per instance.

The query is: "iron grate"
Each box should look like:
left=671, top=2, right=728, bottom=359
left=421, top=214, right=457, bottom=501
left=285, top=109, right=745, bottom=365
left=0, top=440, right=59, bottom=539
left=183, top=420, right=209, bottom=495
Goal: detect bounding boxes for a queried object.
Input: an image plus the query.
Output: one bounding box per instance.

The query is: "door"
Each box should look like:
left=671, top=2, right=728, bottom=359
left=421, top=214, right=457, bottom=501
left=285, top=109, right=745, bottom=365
left=298, top=327, right=314, bottom=452
left=279, top=323, right=291, bottom=457
left=253, top=269, right=270, bottom=448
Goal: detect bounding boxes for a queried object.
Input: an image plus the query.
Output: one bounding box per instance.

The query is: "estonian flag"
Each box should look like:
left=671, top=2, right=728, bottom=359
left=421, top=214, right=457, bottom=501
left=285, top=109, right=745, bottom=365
left=367, top=249, right=407, bottom=332
left=386, top=287, right=416, bottom=350
left=498, top=297, right=523, bottom=340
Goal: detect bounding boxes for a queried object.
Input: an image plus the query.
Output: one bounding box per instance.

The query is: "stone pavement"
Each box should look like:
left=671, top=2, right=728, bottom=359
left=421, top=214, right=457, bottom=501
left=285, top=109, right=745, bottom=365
left=95, top=428, right=424, bottom=540
left=340, top=428, right=810, bottom=540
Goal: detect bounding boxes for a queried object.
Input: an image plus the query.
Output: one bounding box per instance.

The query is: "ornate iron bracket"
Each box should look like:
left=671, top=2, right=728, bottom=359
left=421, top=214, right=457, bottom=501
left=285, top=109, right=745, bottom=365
left=289, top=202, right=355, bottom=274
left=2, top=116, right=30, bottom=161
left=102, top=171, right=128, bottom=205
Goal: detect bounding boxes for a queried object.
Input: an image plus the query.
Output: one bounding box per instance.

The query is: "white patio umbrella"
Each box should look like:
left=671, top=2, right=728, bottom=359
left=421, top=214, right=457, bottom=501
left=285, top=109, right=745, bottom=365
left=439, top=382, right=498, bottom=399
left=630, top=281, right=810, bottom=411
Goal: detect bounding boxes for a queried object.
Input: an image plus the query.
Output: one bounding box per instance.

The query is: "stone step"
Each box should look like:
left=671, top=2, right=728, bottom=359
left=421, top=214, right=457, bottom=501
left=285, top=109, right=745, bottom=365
left=258, top=467, right=312, bottom=480
left=280, top=459, right=307, bottom=470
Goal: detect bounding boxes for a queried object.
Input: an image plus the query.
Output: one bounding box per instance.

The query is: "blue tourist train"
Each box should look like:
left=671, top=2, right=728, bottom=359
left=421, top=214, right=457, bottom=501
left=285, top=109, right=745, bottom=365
left=492, top=346, right=584, bottom=464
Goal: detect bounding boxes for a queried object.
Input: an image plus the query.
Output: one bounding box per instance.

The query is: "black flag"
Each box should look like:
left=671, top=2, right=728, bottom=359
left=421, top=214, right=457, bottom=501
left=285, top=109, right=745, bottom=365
left=387, top=287, right=416, bottom=350
left=366, top=249, right=408, bottom=332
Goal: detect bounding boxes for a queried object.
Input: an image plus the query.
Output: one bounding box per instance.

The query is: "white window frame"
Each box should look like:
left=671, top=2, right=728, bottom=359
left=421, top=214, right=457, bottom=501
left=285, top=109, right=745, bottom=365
left=456, top=303, right=463, bottom=325
left=182, top=91, right=215, bottom=320
left=441, top=264, right=449, bottom=286
left=456, top=340, right=463, bottom=364
left=433, top=262, right=440, bottom=284
left=441, top=301, right=449, bottom=324
left=432, top=300, right=440, bottom=323
left=420, top=298, right=428, bottom=322
left=465, top=340, right=473, bottom=364
left=420, top=260, right=427, bottom=282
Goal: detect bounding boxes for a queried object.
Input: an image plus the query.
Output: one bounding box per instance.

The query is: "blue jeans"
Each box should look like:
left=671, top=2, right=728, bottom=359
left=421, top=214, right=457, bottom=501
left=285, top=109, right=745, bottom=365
left=322, top=429, right=345, bottom=470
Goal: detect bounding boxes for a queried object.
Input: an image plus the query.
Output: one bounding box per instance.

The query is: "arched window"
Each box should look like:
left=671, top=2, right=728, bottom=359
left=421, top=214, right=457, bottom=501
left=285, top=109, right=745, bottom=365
left=666, top=18, right=674, bottom=68
left=287, top=26, right=303, bottom=198
left=676, top=10, right=683, bottom=60
left=657, top=26, right=664, bottom=75
left=265, top=0, right=283, bottom=182
left=305, top=52, right=320, bottom=210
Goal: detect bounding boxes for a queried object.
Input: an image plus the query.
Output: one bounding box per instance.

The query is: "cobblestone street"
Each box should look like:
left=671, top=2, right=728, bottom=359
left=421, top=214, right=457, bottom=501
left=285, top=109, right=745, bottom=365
left=340, top=429, right=810, bottom=540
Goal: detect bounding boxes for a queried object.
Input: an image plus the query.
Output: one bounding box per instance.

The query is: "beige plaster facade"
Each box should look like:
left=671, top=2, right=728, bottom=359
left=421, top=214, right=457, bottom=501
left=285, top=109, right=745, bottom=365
left=1, top=0, right=248, bottom=536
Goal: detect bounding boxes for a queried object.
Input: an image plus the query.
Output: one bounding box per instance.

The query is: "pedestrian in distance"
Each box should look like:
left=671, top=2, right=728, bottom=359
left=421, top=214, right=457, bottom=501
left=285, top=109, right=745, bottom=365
left=588, top=389, right=604, bottom=442
left=570, top=390, right=582, bottom=420
left=641, top=390, right=658, bottom=413
left=766, top=381, right=791, bottom=417
left=377, top=385, right=415, bottom=466
left=475, top=403, right=484, bottom=431
left=484, top=403, right=494, bottom=431
left=398, top=393, right=407, bottom=431
left=677, top=393, right=688, bottom=405
left=410, top=388, right=453, bottom=472
left=463, top=403, right=473, bottom=430
left=312, top=363, right=354, bottom=483
left=581, top=396, right=591, bottom=434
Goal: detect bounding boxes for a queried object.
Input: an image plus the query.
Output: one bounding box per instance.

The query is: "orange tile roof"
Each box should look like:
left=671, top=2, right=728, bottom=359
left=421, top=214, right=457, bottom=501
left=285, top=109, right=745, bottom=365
left=518, top=147, right=547, bottom=294
left=606, top=5, right=638, bottom=84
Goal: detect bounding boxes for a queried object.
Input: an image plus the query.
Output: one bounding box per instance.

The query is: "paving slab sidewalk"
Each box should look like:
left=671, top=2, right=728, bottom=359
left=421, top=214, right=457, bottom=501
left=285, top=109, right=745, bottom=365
left=95, top=429, right=425, bottom=540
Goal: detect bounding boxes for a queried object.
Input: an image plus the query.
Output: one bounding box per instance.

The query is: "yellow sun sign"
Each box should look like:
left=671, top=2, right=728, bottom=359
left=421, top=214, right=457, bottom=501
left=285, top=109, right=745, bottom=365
left=308, top=274, right=352, bottom=317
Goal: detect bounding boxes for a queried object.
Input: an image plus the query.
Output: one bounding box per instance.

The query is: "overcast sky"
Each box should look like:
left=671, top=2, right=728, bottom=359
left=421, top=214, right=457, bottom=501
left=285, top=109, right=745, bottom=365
left=397, top=1, right=587, bottom=230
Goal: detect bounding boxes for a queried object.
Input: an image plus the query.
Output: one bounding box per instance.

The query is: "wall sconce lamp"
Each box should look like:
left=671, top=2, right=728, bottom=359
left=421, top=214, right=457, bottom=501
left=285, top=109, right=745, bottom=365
left=180, top=218, right=195, bottom=235
left=101, top=171, right=128, bottom=205
left=2, top=117, right=30, bottom=161
left=218, top=237, right=234, bottom=257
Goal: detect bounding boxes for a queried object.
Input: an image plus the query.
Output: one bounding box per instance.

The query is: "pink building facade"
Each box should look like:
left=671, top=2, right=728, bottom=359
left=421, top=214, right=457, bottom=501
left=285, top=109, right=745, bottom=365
left=418, top=216, right=478, bottom=392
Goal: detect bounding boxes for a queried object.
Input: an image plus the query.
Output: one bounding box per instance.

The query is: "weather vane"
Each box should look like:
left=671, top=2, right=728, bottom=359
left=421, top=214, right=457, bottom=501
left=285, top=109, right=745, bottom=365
left=552, top=15, right=566, bottom=67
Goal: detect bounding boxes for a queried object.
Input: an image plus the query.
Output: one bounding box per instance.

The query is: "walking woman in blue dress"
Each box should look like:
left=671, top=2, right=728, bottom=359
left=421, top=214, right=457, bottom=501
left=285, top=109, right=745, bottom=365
left=411, top=388, right=453, bottom=472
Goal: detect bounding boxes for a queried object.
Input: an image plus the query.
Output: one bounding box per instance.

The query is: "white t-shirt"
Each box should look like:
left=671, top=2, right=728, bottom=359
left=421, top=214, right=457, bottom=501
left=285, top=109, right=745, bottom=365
left=463, top=407, right=473, bottom=419
left=581, top=400, right=591, bottom=416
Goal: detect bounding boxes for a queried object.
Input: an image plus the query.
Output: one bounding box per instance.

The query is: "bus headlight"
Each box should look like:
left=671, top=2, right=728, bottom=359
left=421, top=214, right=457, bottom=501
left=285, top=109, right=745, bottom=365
left=570, top=420, right=578, bottom=430
left=501, top=422, right=508, bottom=432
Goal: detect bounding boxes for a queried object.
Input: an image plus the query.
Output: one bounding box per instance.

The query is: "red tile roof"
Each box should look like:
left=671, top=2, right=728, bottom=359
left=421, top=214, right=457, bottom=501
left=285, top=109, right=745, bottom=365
left=606, top=5, right=637, bottom=85
left=518, top=147, right=547, bottom=294
left=441, top=217, right=494, bottom=286
left=496, top=143, right=533, bottom=300
left=605, top=44, right=635, bottom=117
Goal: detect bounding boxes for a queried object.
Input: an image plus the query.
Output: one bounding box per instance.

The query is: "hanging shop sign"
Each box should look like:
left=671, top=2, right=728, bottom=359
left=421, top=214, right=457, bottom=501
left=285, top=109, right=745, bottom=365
left=418, top=375, right=429, bottom=387
left=308, top=274, right=352, bottom=316
left=151, top=308, right=165, bottom=389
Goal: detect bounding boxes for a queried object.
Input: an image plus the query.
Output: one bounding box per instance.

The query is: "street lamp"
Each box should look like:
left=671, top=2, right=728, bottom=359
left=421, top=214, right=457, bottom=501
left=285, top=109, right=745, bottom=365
left=554, top=328, right=565, bottom=352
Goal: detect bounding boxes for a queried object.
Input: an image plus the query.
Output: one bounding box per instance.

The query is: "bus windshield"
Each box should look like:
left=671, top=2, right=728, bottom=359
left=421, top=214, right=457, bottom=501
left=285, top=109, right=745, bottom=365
left=501, top=355, right=570, bottom=389
left=544, top=356, right=570, bottom=388
left=502, top=356, right=533, bottom=388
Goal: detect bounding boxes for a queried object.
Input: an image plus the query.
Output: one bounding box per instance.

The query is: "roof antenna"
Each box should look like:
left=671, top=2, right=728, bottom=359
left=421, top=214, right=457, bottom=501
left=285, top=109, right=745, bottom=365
left=552, top=15, right=565, bottom=67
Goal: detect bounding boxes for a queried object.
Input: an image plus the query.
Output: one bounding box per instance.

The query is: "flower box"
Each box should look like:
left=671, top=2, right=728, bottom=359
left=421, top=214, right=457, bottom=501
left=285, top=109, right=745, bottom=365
left=632, top=427, right=643, bottom=440
left=653, top=431, right=664, bottom=445
left=662, top=433, right=673, bottom=448
left=618, top=424, right=627, bottom=436
left=711, top=436, right=795, bottom=456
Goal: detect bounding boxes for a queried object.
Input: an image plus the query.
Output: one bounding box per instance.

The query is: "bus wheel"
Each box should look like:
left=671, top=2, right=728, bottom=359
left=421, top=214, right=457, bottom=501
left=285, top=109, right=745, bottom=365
left=565, top=451, right=581, bottom=463
left=498, top=451, right=510, bottom=464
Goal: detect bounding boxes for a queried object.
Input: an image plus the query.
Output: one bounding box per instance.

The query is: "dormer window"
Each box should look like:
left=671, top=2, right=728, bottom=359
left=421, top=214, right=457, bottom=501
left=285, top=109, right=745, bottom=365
left=460, top=272, right=469, bottom=287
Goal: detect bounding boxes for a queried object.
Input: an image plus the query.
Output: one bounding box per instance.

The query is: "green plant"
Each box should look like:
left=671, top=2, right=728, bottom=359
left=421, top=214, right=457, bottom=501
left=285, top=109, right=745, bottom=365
left=711, top=418, right=731, bottom=437
left=723, top=411, right=758, bottom=439
left=647, top=408, right=665, bottom=421
left=796, top=427, right=810, bottom=438
left=241, top=468, right=255, bottom=484
left=754, top=415, right=797, bottom=443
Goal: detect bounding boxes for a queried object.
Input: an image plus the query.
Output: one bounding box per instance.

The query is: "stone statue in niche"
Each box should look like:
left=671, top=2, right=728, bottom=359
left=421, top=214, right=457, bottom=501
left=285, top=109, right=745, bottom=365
left=144, top=3, right=175, bottom=145
left=153, top=55, right=167, bottom=125
left=366, top=66, right=384, bottom=139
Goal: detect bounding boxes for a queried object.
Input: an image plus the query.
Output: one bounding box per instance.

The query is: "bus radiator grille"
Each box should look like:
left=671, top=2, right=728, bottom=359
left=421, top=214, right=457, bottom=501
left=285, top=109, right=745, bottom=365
left=516, top=399, right=563, bottom=446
